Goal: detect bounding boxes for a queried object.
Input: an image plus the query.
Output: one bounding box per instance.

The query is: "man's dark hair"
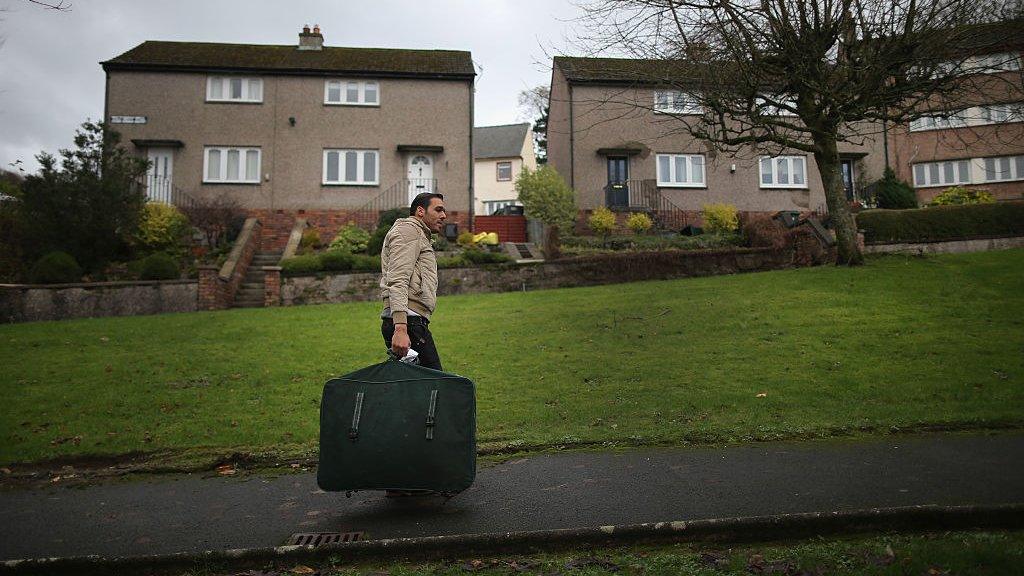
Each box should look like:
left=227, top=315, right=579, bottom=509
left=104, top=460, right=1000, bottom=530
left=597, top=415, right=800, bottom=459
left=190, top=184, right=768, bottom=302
left=410, top=192, right=444, bottom=216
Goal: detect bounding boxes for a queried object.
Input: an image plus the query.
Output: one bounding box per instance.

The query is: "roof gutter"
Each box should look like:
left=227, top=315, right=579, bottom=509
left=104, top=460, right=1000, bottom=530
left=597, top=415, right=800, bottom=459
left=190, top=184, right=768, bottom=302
left=99, top=62, right=476, bottom=81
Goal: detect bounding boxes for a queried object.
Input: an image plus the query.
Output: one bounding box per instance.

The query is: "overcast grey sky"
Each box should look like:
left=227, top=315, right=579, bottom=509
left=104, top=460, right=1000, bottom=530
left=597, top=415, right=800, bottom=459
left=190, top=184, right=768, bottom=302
left=0, top=0, right=583, bottom=173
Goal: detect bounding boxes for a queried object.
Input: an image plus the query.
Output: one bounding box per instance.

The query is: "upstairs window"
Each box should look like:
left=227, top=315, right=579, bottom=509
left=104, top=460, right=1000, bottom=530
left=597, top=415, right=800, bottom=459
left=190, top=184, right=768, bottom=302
left=204, top=147, right=261, bottom=183
left=912, top=159, right=971, bottom=188
left=207, top=77, right=263, bottom=103
left=972, top=52, right=1022, bottom=73
left=325, top=80, right=380, bottom=106
left=656, top=154, right=705, bottom=187
left=654, top=91, right=701, bottom=114
left=496, top=161, right=513, bottom=181
left=755, top=94, right=797, bottom=117
left=760, top=156, right=806, bottom=188
left=910, top=112, right=968, bottom=131
left=980, top=103, right=1024, bottom=124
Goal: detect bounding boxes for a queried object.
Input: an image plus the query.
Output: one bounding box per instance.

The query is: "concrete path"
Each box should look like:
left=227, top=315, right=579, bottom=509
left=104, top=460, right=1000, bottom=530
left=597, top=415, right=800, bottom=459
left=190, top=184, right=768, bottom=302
left=1, top=432, right=1022, bottom=561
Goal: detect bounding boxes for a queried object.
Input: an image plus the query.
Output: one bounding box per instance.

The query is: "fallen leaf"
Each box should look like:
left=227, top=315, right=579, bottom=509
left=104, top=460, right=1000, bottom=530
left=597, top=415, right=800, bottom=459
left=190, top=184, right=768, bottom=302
left=756, top=392, right=768, bottom=398
left=290, top=565, right=316, bottom=574
left=99, top=337, right=109, bottom=342
left=217, top=464, right=236, bottom=476
left=1, top=467, right=11, bottom=475
left=104, top=365, right=113, bottom=373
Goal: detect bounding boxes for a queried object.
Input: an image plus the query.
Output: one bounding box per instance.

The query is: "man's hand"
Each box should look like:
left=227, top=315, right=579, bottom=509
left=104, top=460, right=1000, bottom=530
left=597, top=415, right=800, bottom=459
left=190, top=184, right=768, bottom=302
left=391, top=323, right=411, bottom=358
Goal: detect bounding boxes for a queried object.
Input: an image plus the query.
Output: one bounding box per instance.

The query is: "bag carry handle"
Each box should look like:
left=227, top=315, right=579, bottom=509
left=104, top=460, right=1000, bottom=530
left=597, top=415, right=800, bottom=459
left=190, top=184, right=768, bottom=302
left=426, top=389, right=438, bottom=440
left=349, top=392, right=364, bottom=441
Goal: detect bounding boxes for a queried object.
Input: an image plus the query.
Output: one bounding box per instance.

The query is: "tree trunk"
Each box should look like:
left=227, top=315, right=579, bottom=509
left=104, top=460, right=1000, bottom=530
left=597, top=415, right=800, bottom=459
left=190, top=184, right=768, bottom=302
left=812, top=136, right=864, bottom=266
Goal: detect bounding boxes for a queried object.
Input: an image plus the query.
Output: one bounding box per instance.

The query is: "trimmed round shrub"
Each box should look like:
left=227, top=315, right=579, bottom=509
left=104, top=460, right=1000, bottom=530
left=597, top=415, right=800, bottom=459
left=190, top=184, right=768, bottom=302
left=29, top=251, right=82, bottom=284
left=280, top=254, right=321, bottom=276
left=875, top=168, right=918, bottom=209
left=377, top=208, right=406, bottom=229
left=330, top=222, right=371, bottom=253
left=139, top=252, right=179, bottom=280
left=588, top=207, right=617, bottom=237
left=626, top=212, right=653, bottom=235
left=319, top=249, right=354, bottom=272
left=136, top=203, right=190, bottom=254
left=928, top=186, right=995, bottom=206
left=702, top=203, right=739, bottom=233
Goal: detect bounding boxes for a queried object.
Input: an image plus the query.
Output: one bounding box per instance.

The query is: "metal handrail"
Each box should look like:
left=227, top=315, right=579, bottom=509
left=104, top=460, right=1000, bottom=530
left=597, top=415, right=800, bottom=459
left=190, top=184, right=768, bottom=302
left=347, top=178, right=438, bottom=229
left=143, top=175, right=196, bottom=208
left=604, top=178, right=692, bottom=231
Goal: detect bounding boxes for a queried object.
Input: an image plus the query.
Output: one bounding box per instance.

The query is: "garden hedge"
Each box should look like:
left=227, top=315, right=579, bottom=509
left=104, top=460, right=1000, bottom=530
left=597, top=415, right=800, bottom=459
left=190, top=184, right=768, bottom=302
left=857, top=201, right=1024, bottom=244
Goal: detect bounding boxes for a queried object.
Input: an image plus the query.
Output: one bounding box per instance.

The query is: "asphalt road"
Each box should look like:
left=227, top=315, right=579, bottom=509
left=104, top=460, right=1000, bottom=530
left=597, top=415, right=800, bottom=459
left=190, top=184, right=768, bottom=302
left=1, top=432, right=1022, bottom=561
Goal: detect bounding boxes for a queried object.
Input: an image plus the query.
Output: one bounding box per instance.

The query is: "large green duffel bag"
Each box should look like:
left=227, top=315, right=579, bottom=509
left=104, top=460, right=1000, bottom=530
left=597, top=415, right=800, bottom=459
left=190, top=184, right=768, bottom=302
left=317, top=358, right=476, bottom=494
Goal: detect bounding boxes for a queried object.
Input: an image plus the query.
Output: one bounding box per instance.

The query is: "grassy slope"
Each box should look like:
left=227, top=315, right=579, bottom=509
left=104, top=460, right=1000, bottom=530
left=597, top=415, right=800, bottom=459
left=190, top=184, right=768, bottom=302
left=2, top=250, right=1022, bottom=466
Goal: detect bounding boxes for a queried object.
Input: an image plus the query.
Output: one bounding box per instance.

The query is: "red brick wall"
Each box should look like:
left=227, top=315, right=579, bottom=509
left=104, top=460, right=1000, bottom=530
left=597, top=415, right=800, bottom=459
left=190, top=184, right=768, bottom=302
left=473, top=215, right=527, bottom=243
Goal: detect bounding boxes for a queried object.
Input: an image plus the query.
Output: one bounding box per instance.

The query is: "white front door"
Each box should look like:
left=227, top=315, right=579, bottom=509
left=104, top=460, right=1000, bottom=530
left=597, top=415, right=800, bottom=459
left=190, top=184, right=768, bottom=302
left=146, top=148, right=174, bottom=203
left=407, top=154, right=434, bottom=202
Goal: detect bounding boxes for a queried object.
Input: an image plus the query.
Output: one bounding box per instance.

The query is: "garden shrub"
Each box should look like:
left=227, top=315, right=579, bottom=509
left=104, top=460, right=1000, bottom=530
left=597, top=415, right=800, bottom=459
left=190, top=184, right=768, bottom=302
left=329, top=222, right=371, bottom=253
left=29, top=251, right=82, bottom=284
left=928, top=186, right=995, bottom=206
left=560, top=233, right=742, bottom=253
left=377, top=208, right=406, bottom=229
left=741, top=214, right=790, bottom=249
left=456, top=231, right=476, bottom=247
left=280, top=254, right=321, bottom=276
left=318, top=249, right=354, bottom=272
left=461, top=248, right=512, bottom=265
left=139, top=252, right=179, bottom=280
left=874, top=168, right=918, bottom=209
left=626, top=212, right=653, bottom=235
left=702, top=203, right=739, bottom=233
left=351, top=254, right=381, bottom=272
left=299, top=228, right=322, bottom=254
left=588, top=207, right=617, bottom=238
left=436, top=255, right=467, bottom=268
left=857, top=202, right=1024, bottom=243
left=136, top=203, right=190, bottom=255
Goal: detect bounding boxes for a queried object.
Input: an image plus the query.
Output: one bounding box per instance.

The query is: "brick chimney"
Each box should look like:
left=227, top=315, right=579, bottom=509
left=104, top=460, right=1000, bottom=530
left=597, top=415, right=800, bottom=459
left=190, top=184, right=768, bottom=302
left=298, top=24, right=323, bottom=51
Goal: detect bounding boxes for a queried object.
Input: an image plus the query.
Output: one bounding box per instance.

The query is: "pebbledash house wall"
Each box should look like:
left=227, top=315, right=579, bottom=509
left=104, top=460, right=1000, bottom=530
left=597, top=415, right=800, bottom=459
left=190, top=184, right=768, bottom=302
left=105, top=70, right=473, bottom=249
left=547, top=61, right=883, bottom=225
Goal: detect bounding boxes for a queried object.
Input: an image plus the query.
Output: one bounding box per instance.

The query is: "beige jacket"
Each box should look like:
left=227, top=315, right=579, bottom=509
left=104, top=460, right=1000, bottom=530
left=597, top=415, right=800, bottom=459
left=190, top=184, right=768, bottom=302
left=380, top=217, right=437, bottom=323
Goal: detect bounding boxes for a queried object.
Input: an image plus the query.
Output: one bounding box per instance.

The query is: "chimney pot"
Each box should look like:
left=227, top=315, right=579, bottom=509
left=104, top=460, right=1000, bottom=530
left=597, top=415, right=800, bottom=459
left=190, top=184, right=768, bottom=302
left=313, top=24, right=321, bottom=34
left=302, top=24, right=310, bottom=34
left=298, top=24, right=323, bottom=51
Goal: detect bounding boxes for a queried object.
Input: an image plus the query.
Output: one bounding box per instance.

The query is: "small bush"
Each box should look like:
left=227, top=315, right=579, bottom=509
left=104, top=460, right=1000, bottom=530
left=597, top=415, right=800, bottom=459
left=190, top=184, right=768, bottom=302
left=702, top=204, right=740, bottom=234
left=857, top=201, right=1024, bottom=243
left=319, top=249, right=354, bottom=272
left=437, top=255, right=467, bottom=268
left=366, top=227, right=388, bottom=256
left=928, top=186, right=996, bottom=206
left=462, top=248, right=512, bottom=265
left=136, top=203, right=191, bottom=255
left=588, top=207, right=617, bottom=238
left=280, top=254, right=321, bottom=276
left=139, top=252, right=179, bottom=280
left=377, top=208, right=406, bottom=230
left=29, top=251, right=82, bottom=284
left=299, top=228, right=322, bottom=254
left=329, top=222, right=371, bottom=253
left=456, top=231, right=476, bottom=247
left=741, top=214, right=790, bottom=249
left=626, top=212, right=653, bottom=235
left=875, top=168, right=918, bottom=209
left=351, top=254, right=381, bottom=272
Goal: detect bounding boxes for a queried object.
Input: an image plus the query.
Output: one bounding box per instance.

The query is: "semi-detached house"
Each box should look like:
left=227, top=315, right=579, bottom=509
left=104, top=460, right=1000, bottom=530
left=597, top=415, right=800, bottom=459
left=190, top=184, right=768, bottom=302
left=101, top=26, right=475, bottom=250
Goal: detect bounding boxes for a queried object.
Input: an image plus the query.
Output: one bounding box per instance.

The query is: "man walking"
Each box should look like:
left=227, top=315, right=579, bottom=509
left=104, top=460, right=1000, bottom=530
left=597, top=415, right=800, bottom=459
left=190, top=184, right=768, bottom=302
left=380, top=192, right=447, bottom=370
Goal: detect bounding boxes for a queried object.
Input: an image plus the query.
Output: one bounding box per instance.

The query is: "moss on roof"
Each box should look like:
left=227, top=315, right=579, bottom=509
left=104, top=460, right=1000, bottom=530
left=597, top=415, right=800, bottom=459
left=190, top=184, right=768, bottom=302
left=103, top=41, right=475, bottom=78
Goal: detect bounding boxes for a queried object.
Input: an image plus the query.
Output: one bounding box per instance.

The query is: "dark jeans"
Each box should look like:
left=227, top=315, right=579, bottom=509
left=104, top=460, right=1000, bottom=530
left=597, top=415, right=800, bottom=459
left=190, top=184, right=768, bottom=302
left=381, top=316, right=443, bottom=371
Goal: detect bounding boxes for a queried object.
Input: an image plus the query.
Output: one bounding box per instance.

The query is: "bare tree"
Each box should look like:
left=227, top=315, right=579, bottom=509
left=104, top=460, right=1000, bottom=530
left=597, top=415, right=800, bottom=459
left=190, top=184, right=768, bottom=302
left=574, top=0, right=1023, bottom=264
left=517, top=85, right=551, bottom=163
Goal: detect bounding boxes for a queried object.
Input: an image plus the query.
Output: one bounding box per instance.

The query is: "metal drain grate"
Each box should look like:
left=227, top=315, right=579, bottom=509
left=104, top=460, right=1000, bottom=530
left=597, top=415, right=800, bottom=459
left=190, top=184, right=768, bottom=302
left=514, top=243, right=532, bottom=258
left=287, top=532, right=363, bottom=546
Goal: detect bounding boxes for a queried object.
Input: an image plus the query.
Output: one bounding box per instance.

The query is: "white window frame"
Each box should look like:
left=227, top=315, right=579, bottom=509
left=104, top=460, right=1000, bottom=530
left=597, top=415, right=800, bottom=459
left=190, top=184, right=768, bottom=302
left=653, top=90, right=701, bottom=115
left=910, top=111, right=969, bottom=132
left=496, top=161, right=513, bottom=182
left=912, top=159, right=972, bottom=188
left=206, top=77, right=263, bottom=103
left=759, top=155, right=807, bottom=189
left=324, top=80, right=380, bottom=106
left=322, top=149, right=380, bottom=185
left=203, top=147, right=261, bottom=184
left=982, top=155, right=1024, bottom=183
left=655, top=154, right=706, bottom=187
left=971, top=52, right=1022, bottom=73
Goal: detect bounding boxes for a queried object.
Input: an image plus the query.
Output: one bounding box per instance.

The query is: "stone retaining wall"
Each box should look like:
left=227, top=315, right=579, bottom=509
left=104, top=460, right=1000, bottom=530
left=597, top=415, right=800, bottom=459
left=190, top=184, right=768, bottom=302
left=864, top=236, right=1024, bottom=255
left=281, top=247, right=793, bottom=306
left=0, top=280, right=197, bottom=324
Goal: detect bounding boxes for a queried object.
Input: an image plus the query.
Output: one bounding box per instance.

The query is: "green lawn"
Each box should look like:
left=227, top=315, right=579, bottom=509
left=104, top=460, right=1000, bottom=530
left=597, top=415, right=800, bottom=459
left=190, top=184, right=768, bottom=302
left=2, top=249, right=1023, bottom=468
left=181, top=531, right=1024, bottom=576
